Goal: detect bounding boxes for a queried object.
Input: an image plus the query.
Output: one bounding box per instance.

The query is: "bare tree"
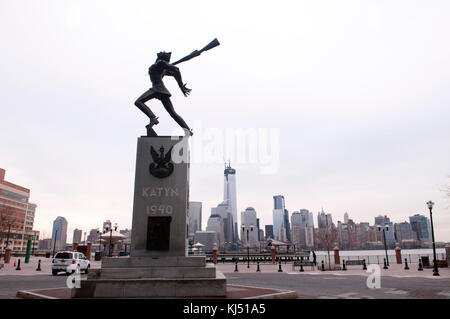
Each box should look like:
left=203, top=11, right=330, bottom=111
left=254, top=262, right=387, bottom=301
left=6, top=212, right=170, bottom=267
left=316, top=227, right=338, bottom=270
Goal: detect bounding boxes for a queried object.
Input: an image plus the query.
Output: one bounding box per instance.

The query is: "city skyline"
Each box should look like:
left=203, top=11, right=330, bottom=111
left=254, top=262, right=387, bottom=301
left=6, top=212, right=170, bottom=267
left=1, top=1, right=450, bottom=242
left=2, top=164, right=450, bottom=244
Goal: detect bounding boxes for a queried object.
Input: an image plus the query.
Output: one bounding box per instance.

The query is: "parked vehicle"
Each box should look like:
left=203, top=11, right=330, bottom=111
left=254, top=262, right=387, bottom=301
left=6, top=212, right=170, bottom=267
left=51, top=251, right=90, bottom=275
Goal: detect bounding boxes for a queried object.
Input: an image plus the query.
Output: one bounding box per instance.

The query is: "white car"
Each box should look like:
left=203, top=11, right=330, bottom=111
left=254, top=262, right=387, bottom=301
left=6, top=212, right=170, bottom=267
left=52, top=251, right=90, bottom=275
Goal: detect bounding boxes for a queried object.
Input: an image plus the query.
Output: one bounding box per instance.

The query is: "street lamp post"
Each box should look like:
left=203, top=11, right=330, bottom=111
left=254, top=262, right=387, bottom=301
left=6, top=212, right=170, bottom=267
left=52, top=229, right=58, bottom=258
left=377, top=225, right=389, bottom=266
left=427, top=201, right=439, bottom=276
left=242, top=225, right=254, bottom=268
left=97, top=229, right=103, bottom=256
left=32, top=235, right=36, bottom=256
left=5, top=222, right=12, bottom=251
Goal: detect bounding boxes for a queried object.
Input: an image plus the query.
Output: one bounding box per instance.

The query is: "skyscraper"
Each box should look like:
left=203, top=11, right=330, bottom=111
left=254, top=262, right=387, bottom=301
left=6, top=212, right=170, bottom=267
left=272, top=209, right=284, bottom=240
left=273, top=195, right=286, bottom=241
left=284, top=209, right=291, bottom=242
left=241, top=207, right=259, bottom=248
left=210, top=201, right=233, bottom=251
left=265, top=225, right=274, bottom=239
left=223, top=163, right=238, bottom=242
left=0, top=168, right=39, bottom=253
left=206, top=214, right=224, bottom=250
left=188, top=201, right=202, bottom=244
left=52, top=216, right=68, bottom=252
left=409, top=214, right=431, bottom=243
left=73, top=228, right=82, bottom=244
left=317, top=208, right=332, bottom=229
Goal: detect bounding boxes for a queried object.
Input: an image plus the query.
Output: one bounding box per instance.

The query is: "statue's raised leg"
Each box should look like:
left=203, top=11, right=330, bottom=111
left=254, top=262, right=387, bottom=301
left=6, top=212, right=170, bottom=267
left=135, top=89, right=160, bottom=128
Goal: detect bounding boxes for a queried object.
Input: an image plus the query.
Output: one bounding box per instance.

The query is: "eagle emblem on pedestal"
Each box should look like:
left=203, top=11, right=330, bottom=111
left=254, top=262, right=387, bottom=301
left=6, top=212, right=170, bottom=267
left=149, top=145, right=174, bottom=178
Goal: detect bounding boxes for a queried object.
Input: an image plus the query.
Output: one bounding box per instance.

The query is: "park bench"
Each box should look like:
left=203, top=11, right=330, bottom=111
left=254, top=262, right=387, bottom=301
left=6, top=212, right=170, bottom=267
left=292, top=260, right=315, bottom=271
left=344, top=259, right=366, bottom=270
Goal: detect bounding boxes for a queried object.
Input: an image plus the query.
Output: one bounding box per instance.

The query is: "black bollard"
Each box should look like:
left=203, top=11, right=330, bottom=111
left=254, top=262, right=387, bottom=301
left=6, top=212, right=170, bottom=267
left=300, top=263, right=304, bottom=272
left=278, top=260, right=283, bottom=272
left=418, top=258, right=423, bottom=271
left=234, top=261, right=238, bottom=272
left=16, top=259, right=21, bottom=271
left=383, top=258, right=388, bottom=270
left=404, top=258, right=409, bottom=270
left=363, top=259, right=367, bottom=270
left=256, top=261, right=261, bottom=272
left=321, top=260, right=325, bottom=271
left=342, top=260, right=347, bottom=271
left=36, top=259, right=42, bottom=271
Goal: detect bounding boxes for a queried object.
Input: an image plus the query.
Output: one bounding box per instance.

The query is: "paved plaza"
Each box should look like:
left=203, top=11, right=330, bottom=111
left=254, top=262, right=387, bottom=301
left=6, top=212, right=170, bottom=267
left=1, top=257, right=450, bottom=299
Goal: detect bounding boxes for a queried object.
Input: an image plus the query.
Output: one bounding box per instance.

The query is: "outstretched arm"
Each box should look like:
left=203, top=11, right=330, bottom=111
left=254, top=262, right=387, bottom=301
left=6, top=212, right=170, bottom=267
left=162, top=62, right=191, bottom=96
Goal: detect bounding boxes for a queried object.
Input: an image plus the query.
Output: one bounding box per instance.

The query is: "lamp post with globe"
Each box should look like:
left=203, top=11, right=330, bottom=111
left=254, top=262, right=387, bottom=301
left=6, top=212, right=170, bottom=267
left=426, top=201, right=439, bottom=276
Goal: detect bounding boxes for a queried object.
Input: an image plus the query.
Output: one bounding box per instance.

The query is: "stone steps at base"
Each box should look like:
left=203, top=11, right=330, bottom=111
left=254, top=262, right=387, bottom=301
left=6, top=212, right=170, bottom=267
left=72, top=271, right=227, bottom=298
left=88, top=264, right=217, bottom=279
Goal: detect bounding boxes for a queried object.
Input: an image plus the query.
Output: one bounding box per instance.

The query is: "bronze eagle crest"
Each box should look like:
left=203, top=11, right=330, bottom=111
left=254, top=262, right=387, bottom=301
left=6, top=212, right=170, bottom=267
left=149, top=145, right=174, bottom=178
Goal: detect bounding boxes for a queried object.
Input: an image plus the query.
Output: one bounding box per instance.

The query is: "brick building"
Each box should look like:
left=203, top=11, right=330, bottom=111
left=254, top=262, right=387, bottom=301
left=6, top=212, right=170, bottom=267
left=0, top=168, right=39, bottom=254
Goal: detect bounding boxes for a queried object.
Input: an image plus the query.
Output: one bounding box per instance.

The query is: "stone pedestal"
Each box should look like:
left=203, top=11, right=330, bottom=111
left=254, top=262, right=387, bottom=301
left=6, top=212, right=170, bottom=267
left=395, top=246, right=402, bottom=264
left=4, top=248, right=11, bottom=264
left=334, top=246, right=340, bottom=265
left=72, top=136, right=226, bottom=298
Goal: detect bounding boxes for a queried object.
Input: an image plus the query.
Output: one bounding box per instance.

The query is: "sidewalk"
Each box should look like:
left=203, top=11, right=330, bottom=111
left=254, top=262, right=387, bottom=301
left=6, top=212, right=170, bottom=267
left=0, top=256, right=101, bottom=276
left=216, top=262, right=450, bottom=278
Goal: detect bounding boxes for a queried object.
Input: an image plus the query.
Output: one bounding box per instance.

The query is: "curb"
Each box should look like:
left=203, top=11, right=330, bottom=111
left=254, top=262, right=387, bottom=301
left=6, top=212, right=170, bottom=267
left=16, top=290, right=58, bottom=299
left=228, top=284, right=298, bottom=299
left=244, top=290, right=298, bottom=299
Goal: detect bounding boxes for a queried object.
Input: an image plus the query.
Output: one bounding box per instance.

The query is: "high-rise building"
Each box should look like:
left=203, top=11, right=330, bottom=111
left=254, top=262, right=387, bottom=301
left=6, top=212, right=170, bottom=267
left=206, top=214, right=224, bottom=250
left=38, top=238, right=52, bottom=250
left=375, top=215, right=390, bottom=226
left=256, top=218, right=260, bottom=241
left=291, top=226, right=306, bottom=249
left=73, top=228, right=82, bottom=244
left=0, top=168, right=39, bottom=253
left=240, top=207, right=259, bottom=248
left=51, top=216, right=68, bottom=252
left=223, top=163, right=238, bottom=242
left=272, top=209, right=284, bottom=240
left=211, top=201, right=233, bottom=251
left=317, top=208, right=333, bottom=229
left=305, top=226, right=314, bottom=248
left=273, top=195, right=286, bottom=241
left=273, top=195, right=285, bottom=210
left=193, top=230, right=217, bottom=251
left=409, top=214, right=431, bottom=243
left=265, top=225, right=274, bottom=239
left=394, top=222, right=417, bottom=242
left=291, top=210, right=313, bottom=228
left=300, top=209, right=314, bottom=228
left=283, top=209, right=291, bottom=242
left=86, top=228, right=99, bottom=243
left=188, top=201, right=202, bottom=243
left=344, top=212, right=349, bottom=224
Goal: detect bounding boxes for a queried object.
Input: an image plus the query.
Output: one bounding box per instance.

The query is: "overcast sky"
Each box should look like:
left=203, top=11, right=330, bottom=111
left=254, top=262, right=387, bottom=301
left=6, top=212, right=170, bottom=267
left=1, top=0, right=450, bottom=242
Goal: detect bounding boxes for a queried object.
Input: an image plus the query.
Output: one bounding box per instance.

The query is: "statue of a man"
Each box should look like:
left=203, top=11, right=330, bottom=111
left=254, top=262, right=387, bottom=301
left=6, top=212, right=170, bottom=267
left=135, top=51, right=193, bottom=136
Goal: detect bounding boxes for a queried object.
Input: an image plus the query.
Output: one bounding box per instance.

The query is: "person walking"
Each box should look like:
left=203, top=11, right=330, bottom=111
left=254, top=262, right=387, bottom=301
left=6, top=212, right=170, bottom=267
left=312, top=250, right=317, bottom=266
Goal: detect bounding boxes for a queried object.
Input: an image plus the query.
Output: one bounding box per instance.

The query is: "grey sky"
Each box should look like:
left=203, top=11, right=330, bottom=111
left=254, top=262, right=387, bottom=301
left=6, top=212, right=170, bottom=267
left=1, top=0, right=450, bottom=242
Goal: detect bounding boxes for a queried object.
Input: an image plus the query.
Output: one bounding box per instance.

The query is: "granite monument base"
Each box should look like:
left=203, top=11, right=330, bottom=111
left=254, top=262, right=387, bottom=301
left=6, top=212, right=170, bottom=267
left=72, top=135, right=226, bottom=298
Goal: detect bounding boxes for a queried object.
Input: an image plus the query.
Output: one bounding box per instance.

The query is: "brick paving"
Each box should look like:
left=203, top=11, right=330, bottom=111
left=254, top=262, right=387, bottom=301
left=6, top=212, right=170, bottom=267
left=216, top=262, right=450, bottom=278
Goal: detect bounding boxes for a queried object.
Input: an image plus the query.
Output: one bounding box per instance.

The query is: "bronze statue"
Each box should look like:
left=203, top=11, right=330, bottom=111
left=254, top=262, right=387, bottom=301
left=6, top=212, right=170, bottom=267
left=135, top=39, right=220, bottom=136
